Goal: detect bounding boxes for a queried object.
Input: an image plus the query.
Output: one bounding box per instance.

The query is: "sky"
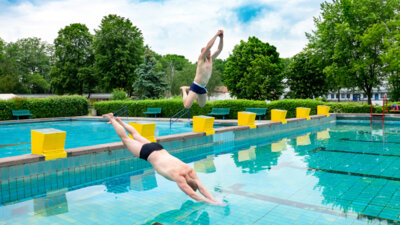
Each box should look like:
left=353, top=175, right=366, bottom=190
left=0, top=0, right=324, bottom=62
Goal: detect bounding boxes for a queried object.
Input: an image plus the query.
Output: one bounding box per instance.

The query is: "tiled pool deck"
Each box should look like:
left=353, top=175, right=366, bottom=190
left=1, top=113, right=400, bottom=207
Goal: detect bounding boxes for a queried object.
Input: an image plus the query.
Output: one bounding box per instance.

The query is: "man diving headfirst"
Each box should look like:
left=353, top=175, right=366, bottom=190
left=103, top=113, right=225, bottom=206
left=181, top=30, right=224, bottom=108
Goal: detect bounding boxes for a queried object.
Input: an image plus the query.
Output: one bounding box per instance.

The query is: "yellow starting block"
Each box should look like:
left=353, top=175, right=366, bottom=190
left=296, top=107, right=311, bottom=120
left=271, top=109, right=287, bottom=124
left=31, top=128, right=67, bottom=160
left=317, top=105, right=330, bottom=117
left=193, top=116, right=215, bottom=135
left=129, top=122, right=157, bottom=142
left=238, top=111, right=257, bottom=129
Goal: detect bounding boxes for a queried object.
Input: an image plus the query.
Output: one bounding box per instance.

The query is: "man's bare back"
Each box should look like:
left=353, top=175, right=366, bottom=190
left=181, top=30, right=224, bottom=108
left=147, top=149, right=193, bottom=182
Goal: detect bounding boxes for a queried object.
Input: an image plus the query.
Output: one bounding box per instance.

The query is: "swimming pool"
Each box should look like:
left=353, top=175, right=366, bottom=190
left=0, top=119, right=229, bottom=158
left=1, top=121, right=399, bottom=224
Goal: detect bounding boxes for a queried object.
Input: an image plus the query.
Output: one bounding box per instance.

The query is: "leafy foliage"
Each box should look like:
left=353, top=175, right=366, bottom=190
left=172, top=63, right=196, bottom=95
left=158, top=54, right=191, bottom=96
left=224, top=37, right=284, bottom=100
left=51, top=23, right=95, bottom=95
left=285, top=49, right=328, bottom=98
left=26, top=73, right=51, bottom=94
left=134, top=49, right=168, bottom=99
left=308, top=0, right=400, bottom=104
left=383, top=15, right=400, bottom=101
left=0, top=96, right=88, bottom=120
left=93, top=14, right=144, bottom=95
left=111, top=88, right=128, bottom=100
left=0, top=37, right=52, bottom=94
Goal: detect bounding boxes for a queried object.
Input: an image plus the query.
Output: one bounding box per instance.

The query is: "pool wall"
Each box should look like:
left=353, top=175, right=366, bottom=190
left=336, top=113, right=400, bottom=124
left=0, top=115, right=335, bottom=205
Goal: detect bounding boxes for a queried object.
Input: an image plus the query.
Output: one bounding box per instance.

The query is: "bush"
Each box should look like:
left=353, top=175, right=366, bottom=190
left=95, top=99, right=267, bottom=119
left=111, top=88, right=128, bottom=100
left=95, top=98, right=385, bottom=119
left=0, top=95, right=89, bottom=120
left=327, top=102, right=379, bottom=114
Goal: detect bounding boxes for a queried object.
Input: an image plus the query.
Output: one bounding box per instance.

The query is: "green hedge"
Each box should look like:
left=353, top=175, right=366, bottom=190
left=0, top=96, right=89, bottom=120
left=95, top=99, right=266, bottom=119
left=95, top=98, right=384, bottom=119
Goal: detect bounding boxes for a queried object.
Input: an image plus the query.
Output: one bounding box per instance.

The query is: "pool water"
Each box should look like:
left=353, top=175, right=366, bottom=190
left=0, top=119, right=227, bottom=158
left=1, top=122, right=399, bottom=224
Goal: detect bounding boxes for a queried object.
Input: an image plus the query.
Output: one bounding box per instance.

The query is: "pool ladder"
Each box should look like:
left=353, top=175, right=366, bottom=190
left=370, top=94, right=388, bottom=123
left=113, top=106, right=129, bottom=117
left=170, top=108, right=190, bottom=128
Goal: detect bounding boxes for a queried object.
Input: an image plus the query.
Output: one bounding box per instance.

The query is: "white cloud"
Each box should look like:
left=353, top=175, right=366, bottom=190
left=0, top=0, right=323, bottom=62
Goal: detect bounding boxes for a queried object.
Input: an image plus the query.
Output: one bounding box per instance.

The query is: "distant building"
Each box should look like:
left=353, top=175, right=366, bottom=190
left=326, top=88, right=389, bottom=103
left=0, top=94, right=17, bottom=100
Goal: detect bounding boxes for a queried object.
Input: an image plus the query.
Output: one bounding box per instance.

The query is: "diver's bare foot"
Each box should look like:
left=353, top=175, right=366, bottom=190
left=102, top=113, right=114, bottom=123
left=180, top=86, right=189, bottom=91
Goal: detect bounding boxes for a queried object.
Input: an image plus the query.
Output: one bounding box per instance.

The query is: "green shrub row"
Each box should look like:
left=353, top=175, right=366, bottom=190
left=0, top=96, right=89, bottom=120
left=94, top=99, right=266, bottom=119
left=95, top=98, right=385, bottom=119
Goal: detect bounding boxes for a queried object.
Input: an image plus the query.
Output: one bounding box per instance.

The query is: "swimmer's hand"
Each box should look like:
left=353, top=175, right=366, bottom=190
left=210, top=201, right=226, bottom=207
left=217, top=30, right=224, bottom=38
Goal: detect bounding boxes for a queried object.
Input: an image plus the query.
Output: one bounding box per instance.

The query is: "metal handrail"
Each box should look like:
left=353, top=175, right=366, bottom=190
left=370, top=94, right=388, bottom=123
left=113, top=106, right=128, bottom=116
left=170, top=108, right=190, bottom=128
left=116, top=109, right=129, bottom=117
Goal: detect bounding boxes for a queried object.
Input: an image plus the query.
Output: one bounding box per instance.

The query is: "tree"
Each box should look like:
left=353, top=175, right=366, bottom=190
left=0, top=42, right=27, bottom=93
left=171, top=63, right=196, bottom=96
left=14, top=38, right=52, bottom=81
left=213, top=58, right=225, bottom=84
left=308, top=0, right=400, bottom=104
left=1, top=38, right=52, bottom=93
left=93, top=14, right=144, bottom=95
left=25, top=73, right=51, bottom=94
left=160, top=54, right=190, bottom=97
left=383, top=15, right=400, bottom=101
left=50, top=23, right=95, bottom=95
left=224, top=37, right=284, bottom=100
left=285, top=49, right=328, bottom=99
left=0, top=74, right=19, bottom=93
left=133, top=49, right=168, bottom=99
left=0, top=39, right=19, bottom=93
left=0, top=38, right=4, bottom=78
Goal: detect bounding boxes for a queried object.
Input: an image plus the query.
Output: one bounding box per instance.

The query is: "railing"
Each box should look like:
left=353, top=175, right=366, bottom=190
left=170, top=108, right=191, bottom=128
left=113, top=106, right=128, bottom=117
left=370, top=94, right=388, bottom=123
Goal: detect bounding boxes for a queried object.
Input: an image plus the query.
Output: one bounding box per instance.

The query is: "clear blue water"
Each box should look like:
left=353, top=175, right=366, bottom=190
left=1, top=122, right=399, bottom=224
left=0, top=119, right=228, bottom=158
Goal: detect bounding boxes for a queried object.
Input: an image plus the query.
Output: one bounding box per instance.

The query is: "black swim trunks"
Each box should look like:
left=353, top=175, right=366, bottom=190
left=140, top=142, right=164, bottom=161
left=189, top=82, right=207, bottom=95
